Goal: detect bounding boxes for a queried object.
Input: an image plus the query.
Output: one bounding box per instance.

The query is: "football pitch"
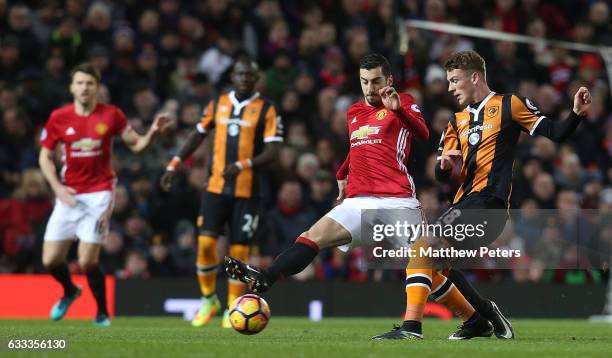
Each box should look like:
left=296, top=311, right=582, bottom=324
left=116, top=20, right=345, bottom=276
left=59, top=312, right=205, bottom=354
left=2, top=317, right=612, bottom=358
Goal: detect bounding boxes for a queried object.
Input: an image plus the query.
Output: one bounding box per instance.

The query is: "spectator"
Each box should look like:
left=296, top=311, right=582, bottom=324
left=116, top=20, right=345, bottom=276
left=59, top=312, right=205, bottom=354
left=0, top=0, right=610, bottom=284
left=309, top=170, right=335, bottom=217
left=261, top=180, right=318, bottom=256
left=118, top=249, right=150, bottom=279
left=100, top=230, right=126, bottom=276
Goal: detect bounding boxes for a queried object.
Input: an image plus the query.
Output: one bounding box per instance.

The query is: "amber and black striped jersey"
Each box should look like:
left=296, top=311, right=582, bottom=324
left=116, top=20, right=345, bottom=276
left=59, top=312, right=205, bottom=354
left=197, top=91, right=283, bottom=198
left=437, top=92, right=545, bottom=205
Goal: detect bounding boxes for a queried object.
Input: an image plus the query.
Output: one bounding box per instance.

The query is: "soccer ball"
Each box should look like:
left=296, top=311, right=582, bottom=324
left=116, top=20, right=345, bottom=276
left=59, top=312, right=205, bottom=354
left=228, top=294, right=271, bottom=335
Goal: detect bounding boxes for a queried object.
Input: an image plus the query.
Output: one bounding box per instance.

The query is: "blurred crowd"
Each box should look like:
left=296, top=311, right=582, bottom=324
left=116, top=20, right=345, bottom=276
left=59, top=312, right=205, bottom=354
left=0, top=0, right=611, bottom=285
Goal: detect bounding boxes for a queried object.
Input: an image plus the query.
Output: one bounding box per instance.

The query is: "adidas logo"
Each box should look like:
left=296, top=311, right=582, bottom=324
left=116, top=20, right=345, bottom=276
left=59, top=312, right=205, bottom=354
left=351, top=117, right=357, bottom=124
left=66, top=127, right=76, bottom=135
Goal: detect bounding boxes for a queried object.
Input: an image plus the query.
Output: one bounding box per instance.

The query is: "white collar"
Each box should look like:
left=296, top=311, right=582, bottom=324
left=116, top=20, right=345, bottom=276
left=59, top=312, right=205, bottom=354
left=229, top=90, right=260, bottom=116
left=467, top=91, right=496, bottom=120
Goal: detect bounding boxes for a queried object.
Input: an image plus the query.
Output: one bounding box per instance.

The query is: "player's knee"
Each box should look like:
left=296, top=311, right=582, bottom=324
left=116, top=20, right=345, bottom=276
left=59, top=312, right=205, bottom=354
left=303, top=228, right=350, bottom=250
left=302, top=229, right=326, bottom=246
left=42, top=255, right=63, bottom=269
left=78, top=258, right=98, bottom=270
left=198, top=234, right=218, bottom=258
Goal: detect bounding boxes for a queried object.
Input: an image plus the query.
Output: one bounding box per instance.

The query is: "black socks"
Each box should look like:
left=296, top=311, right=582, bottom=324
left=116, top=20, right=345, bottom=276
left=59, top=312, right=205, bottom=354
left=448, top=269, right=494, bottom=319
left=402, top=320, right=422, bottom=334
left=265, top=237, right=319, bottom=284
left=48, top=263, right=77, bottom=297
left=85, top=266, right=108, bottom=316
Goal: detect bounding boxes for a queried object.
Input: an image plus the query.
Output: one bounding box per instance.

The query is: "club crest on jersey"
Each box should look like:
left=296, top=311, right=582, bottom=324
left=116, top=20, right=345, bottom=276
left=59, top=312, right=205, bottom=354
left=376, top=109, right=387, bottom=120
left=487, top=106, right=499, bottom=118
left=95, top=123, right=108, bottom=135
left=351, top=125, right=380, bottom=140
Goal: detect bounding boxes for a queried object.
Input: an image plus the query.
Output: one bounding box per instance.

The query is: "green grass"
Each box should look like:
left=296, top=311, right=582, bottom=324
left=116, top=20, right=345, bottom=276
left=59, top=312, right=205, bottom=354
left=1, top=317, right=612, bottom=358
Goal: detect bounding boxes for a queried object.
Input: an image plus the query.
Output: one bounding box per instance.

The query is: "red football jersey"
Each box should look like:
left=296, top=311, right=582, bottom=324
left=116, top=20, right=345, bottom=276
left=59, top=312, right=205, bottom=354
left=40, top=103, right=128, bottom=193
left=340, top=93, right=428, bottom=198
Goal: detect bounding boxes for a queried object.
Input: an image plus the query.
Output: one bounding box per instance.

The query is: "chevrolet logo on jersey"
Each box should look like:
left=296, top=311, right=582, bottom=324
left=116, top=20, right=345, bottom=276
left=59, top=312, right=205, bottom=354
left=70, top=138, right=102, bottom=151
left=351, top=125, right=381, bottom=140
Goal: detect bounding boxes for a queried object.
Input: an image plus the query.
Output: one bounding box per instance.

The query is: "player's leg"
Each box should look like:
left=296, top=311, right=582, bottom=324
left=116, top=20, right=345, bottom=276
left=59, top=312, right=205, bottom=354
left=43, top=240, right=82, bottom=320
left=76, top=190, right=113, bottom=326
left=430, top=271, right=493, bottom=340
left=42, top=200, right=81, bottom=321
left=192, top=192, right=229, bottom=327
left=225, top=215, right=351, bottom=292
left=448, top=268, right=513, bottom=338
left=265, top=216, right=350, bottom=283
left=223, top=197, right=259, bottom=327
left=77, top=241, right=109, bottom=326
left=371, top=236, right=438, bottom=340
left=373, top=202, right=471, bottom=339
left=374, top=195, right=513, bottom=339
left=442, top=195, right=514, bottom=339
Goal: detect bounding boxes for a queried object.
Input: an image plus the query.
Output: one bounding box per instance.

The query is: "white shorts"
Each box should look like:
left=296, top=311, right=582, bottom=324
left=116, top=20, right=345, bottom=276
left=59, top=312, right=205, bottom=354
left=44, top=190, right=114, bottom=244
left=325, top=196, right=424, bottom=252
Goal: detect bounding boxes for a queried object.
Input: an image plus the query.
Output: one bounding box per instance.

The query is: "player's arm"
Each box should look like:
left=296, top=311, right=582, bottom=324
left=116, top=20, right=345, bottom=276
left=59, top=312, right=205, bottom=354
left=435, top=116, right=461, bottom=183
left=512, top=87, right=591, bottom=143
left=121, top=112, right=170, bottom=152
left=336, top=152, right=349, bottom=201
left=38, top=147, right=77, bottom=207
left=222, top=105, right=283, bottom=181
left=532, top=87, right=591, bottom=142
left=161, top=100, right=216, bottom=191
left=38, top=115, right=77, bottom=206
left=379, top=87, right=429, bottom=140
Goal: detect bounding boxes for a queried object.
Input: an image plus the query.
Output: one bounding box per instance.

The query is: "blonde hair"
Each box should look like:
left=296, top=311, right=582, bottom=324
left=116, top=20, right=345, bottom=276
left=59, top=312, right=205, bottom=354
left=13, top=169, right=51, bottom=200
left=444, top=50, right=486, bottom=77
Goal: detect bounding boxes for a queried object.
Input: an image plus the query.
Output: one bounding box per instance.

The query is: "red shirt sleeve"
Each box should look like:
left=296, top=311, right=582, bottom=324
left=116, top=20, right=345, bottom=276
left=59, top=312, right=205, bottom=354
left=114, top=107, right=128, bottom=135
left=40, top=111, right=60, bottom=150
left=395, top=93, right=429, bottom=140
left=336, top=152, right=350, bottom=180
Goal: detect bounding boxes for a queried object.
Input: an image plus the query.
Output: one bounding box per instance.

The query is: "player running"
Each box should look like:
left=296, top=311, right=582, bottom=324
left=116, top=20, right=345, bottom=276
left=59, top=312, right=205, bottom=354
left=371, top=50, right=592, bottom=340
left=161, top=58, right=283, bottom=328
left=225, top=53, right=501, bottom=339
left=40, top=63, right=169, bottom=326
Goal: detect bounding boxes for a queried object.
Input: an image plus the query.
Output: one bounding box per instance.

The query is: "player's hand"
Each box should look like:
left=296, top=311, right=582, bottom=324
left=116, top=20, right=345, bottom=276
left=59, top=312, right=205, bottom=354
left=379, top=86, right=401, bottom=111
left=223, top=163, right=241, bottom=181
left=150, top=113, right=172, bottom=134
left=53, top=184, right=77, bottom=207
left=336, top=179, right=347, bottom=201
left=160, top=170, right=176, bottom=191
left=573, top=87, right=592, bottom=116
left=440, top=149, right=462, bottom=170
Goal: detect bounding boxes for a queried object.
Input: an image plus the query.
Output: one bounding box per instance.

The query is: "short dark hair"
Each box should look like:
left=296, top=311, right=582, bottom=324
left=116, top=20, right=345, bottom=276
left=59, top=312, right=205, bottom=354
left=359, top=53, right=391, bottom=77
left=233, top=55, right=258, bottom=71
left=70, top=62, right=101, bottom=82
left=443, top=50, right=486, bottom=75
